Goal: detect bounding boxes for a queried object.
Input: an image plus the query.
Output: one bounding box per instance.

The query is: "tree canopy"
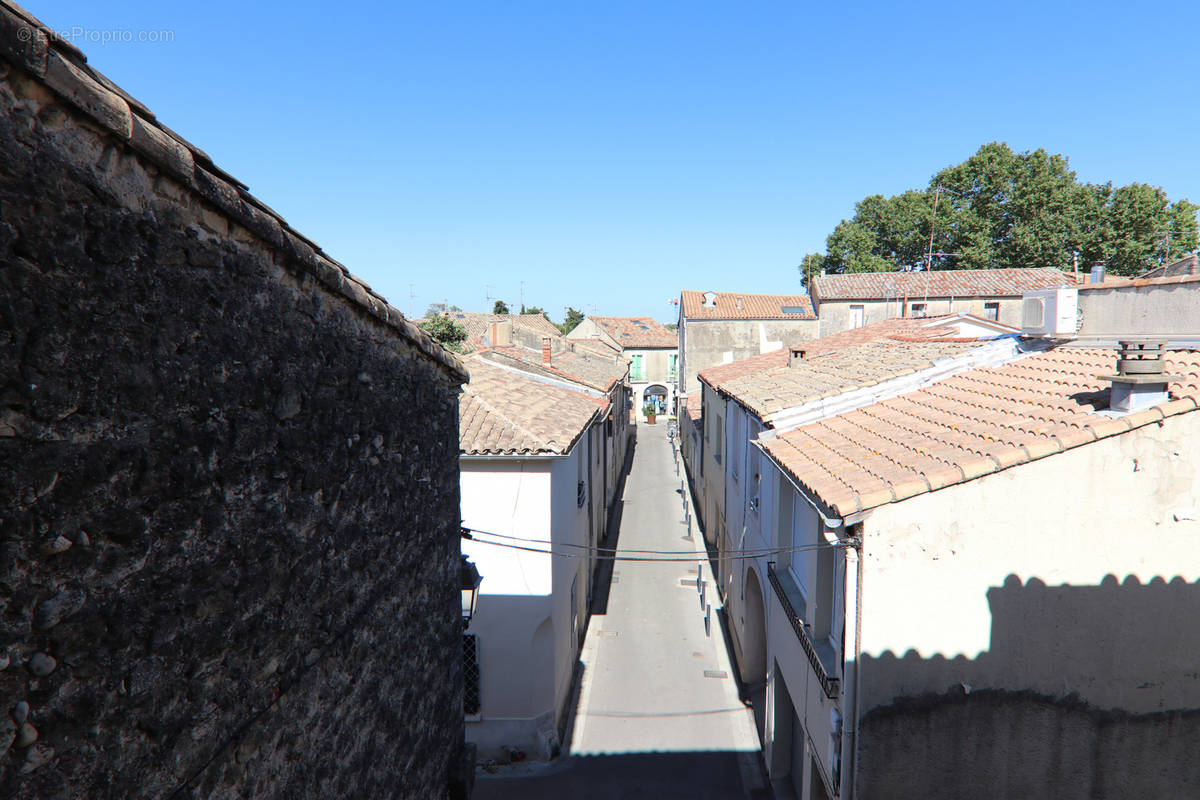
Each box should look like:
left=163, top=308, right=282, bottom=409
left=558, top=307, right=585, bottom=334
left=492, top=300, right=510, bottom=314
left=424, top=302, right=462, bottom=317
left=417, top=315, right=468, bottom=353
left=800, top=143, right=1197, bottom=280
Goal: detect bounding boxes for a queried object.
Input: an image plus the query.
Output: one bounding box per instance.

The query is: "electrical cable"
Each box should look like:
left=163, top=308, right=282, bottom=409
left=461, top=525, right=851, bottom=563
left=464, top=525, right=811, bottom=557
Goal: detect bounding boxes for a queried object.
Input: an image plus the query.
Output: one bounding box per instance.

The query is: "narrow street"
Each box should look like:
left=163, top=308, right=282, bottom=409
left=475, top=423, right=767, bottom=799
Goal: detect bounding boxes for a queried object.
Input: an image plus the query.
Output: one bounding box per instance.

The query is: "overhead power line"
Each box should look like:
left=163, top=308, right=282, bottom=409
left=461, top=526, right=851, bottom=563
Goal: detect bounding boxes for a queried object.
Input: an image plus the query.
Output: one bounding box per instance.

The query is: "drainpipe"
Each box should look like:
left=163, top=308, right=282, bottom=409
left=843, top=530, right=863, bottom=800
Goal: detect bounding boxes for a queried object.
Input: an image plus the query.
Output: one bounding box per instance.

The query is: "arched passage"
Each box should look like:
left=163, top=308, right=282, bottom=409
left=642, top=384, right=669, bottom=416
left=743, top=567, right=767, bottom=687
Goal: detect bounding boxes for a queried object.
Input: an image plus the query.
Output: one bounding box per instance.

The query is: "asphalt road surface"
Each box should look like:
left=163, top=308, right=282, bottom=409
left=474, top=422, right=768, bottom=799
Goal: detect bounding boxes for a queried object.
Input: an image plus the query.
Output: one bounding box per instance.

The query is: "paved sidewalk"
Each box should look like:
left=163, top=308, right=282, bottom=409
left=475, top=423, right=766, bottom=799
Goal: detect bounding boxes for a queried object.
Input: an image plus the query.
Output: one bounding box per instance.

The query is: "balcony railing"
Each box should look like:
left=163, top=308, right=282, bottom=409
left=767, top=562, right=840, bottom=699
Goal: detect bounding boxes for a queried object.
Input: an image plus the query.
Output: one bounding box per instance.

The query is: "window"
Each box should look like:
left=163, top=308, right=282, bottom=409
left=463, top=634, right=481, bottom=717
left=667, top=353, right=677, bottom=381
left=578, top=441, right=587, bottom=507
left=910, top=302, right=926, bottom=317
left=730, top=413, right=742, bottom=482
left=849, top=305, right=865, bottom=329
left=713, top=413, right=723, bottom=463
left=984, top=301, right=1000, bottom=321
left=789, top=491, right=813, bottom=601
left=571, top=575, right=579, bottom=645
left=630, top=354, right=645, bottom=381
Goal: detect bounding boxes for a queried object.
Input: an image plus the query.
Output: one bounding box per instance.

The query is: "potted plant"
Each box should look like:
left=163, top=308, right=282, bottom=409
left=642, top=402, right=657, bottom=424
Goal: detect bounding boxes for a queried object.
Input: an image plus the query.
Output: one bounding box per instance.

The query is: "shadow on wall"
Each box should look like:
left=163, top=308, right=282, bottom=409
left=473, top=750, right=756, bottom=800
left=857, top=574, right=1200, bottom=800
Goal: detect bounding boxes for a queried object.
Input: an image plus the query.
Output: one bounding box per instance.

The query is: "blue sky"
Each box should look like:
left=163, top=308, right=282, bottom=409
left=39, top=1, right=1200, bottom=324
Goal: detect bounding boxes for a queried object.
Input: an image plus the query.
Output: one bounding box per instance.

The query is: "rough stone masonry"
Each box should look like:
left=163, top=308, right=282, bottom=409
left=0, top=4, right=470, bottom=797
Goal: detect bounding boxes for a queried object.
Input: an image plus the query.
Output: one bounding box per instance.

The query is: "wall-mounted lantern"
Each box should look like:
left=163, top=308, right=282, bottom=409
left=461, top=555, right=481, bottom=624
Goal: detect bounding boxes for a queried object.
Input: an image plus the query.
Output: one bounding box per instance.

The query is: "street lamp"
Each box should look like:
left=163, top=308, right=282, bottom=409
left=460, top=555, right=481, bottom=624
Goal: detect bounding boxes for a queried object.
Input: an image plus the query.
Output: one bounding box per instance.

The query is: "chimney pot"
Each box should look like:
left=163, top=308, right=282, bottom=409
left=1106, top=339, right=1172, bottom=412
left=542, top=337, right=552, bottom=365
left=788, top=345, right=805, bottom=368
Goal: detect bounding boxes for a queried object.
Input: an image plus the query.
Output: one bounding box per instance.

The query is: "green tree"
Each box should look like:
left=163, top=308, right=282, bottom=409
left=558, top=307, right=585, bottom=334
left=800, top=142, right=1198, bottom=279
left=417, top=315, right=468, bottom=352
left=424, top=302, right=462, bottom=317
left=493, top=300, right=510, bottom=314
left=523, top=305, right=547, bottom=318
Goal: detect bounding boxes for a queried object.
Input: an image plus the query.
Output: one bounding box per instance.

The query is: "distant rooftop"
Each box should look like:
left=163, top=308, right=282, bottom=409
left=680, top=290, right=816, bottom=320
left=698, top=315, right=1012, bottom=417
left=585, top=316, right=676, bottom=349
left=476, top=344, right=627, bottom=393
left=446, top=312, right=563, bottom=349
left=459, top=359, right=602, bottom=456
left=811, top=267, right=1074, bottom=302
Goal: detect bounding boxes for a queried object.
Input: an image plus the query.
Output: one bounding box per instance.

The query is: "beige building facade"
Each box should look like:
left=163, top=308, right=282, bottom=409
left=755, top=341, right=1200, bottom=800
left=811, top=268, right=1076, bottom=335
left=677, top=290, right=818, bottom=397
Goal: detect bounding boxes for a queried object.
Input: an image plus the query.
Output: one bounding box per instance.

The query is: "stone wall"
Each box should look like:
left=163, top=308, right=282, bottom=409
left=0, top=30, right=467, bottom=800
left=858, top=689, right=1200, bottom=800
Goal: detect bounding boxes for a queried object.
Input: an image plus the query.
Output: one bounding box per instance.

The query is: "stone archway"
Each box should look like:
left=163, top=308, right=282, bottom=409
left=642, top=384, right=669, bottom=417
left=743, top=567, right=768, bottom=686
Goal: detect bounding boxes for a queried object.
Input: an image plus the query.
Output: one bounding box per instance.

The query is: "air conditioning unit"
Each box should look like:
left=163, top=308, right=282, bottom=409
left=1021, top=287, right=1078, bottom=336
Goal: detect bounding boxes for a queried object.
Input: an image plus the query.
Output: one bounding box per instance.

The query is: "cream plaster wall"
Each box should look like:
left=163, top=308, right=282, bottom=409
left=857, top=409, right=1200, bottom=715
left=1077, top=281, right=1200, bottom=336
left=681, top=318, right=819, bottom=393
left=817, top=295, right=1024, bottom=336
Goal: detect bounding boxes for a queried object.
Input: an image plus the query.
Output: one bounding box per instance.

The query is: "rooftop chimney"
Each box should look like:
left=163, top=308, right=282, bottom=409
left=488, top=320, right=513, bottom=347
left=788, top=345, right=805, bottom=368
left=736, top=295, right=744, bottom=311
left=1090, top=265, right=1107, bottom=284
left=542, top=337, right=552, bottom=366
left=1103, top=340, right=1174, bottom=412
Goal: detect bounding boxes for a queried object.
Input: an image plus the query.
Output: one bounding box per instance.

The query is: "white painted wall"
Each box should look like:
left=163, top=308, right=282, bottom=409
left=461, top=428, right=601, bottom=760
left=857, top=409, right=1200, bottom=715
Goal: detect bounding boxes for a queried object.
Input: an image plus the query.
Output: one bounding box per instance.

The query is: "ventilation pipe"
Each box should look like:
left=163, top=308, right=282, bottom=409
left=1105, top=340, right=1173, bottom=412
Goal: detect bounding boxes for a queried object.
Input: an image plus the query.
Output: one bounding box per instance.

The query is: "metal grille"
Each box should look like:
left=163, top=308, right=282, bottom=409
left=463, top=634, right=481, bottom=716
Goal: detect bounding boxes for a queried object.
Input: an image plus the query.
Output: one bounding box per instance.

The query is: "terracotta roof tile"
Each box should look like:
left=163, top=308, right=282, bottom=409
left=585, top=316, right=677, bottom=349
left=446, top=312, right=562, bottom=347
left=459, top=359, right=600, bottom=455
left=680, top=290, right=815, bottom=320
left=697, top=314, right=1004, bottom=390
left=812, top=268, right=1074, bottom=302
left=762, top=348, right=1200, bottom=514
left=476, top=344, right=627, bottom=393
left=705, top=337, right=989, bottom=420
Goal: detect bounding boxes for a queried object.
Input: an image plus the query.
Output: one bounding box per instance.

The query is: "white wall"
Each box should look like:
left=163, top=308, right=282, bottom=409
left=857, top=409, right=1200, bottom=714
left=461, top=432, right=599, bottom=759
left=699, top=383, right=727, bottom=547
